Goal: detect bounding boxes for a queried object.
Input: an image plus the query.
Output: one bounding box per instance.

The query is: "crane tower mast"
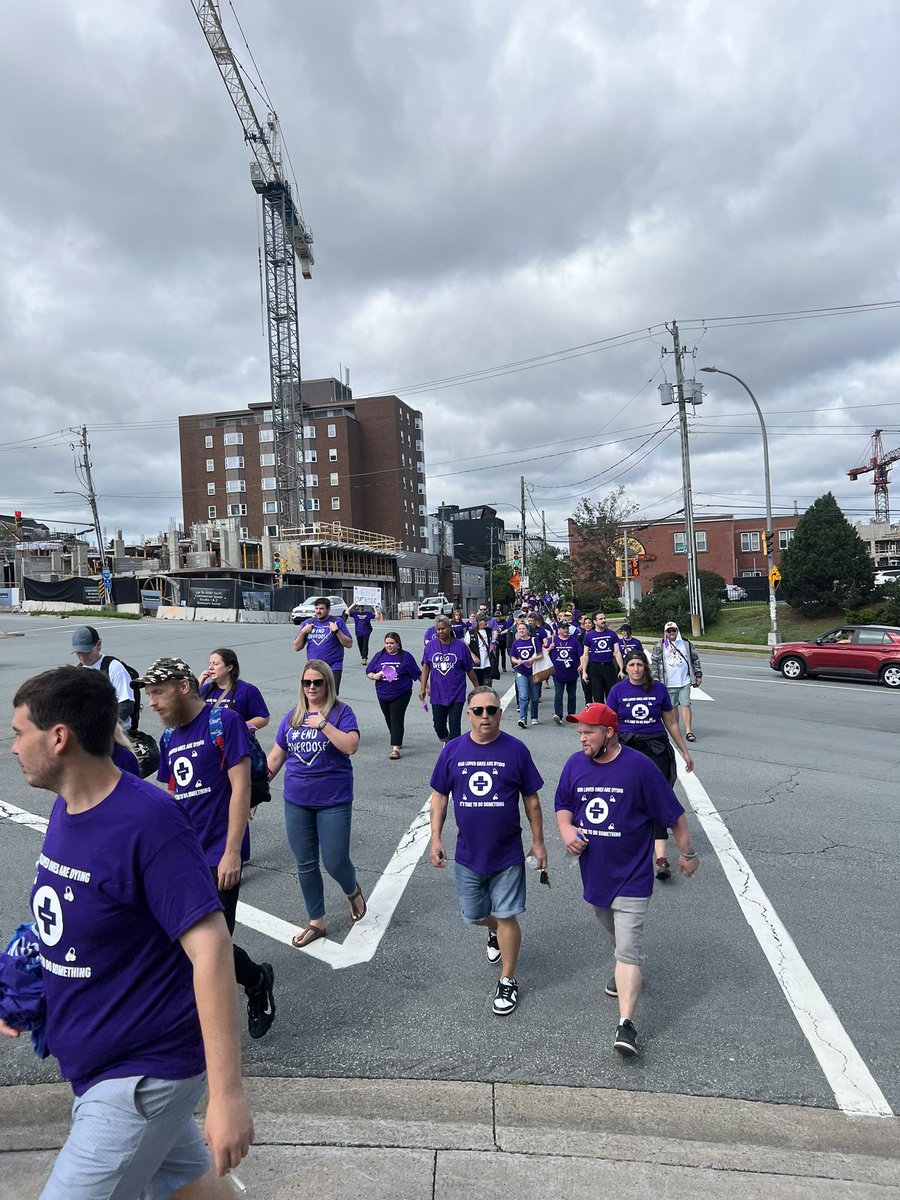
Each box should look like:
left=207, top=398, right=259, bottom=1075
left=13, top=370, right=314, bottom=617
left=190, top=0, right=314, bottom=532
left=847, top=429, right=900, bottom=524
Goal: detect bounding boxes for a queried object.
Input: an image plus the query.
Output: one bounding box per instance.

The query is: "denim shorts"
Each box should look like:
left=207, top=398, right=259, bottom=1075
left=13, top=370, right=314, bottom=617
left=454, top=860, right=526, bottom=923
left=41, top=1074, right=209, bottom=1200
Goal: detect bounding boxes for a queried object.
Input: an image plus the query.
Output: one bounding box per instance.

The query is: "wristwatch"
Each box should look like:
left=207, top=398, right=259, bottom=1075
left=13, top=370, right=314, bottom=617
left=316, top=717, right=328, bottom=732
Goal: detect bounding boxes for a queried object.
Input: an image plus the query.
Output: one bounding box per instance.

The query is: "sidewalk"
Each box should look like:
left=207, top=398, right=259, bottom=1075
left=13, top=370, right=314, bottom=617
left=2, top=1077, right=897, bottom=1199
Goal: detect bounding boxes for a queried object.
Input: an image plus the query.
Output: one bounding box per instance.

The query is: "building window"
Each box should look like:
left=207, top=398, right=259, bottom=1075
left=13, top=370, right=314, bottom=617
left=401, top=453, right=406, bottom=467
left=225, top=480, right=246, bottom=493
left=419, top=526, right=427, bottom=538
left=331, top=496, right=340, bottom=510
left=428, top=570, right=438, bottom=586
left=264, top=524, right=278, bottom=537
left=673, top=532, right=686, bottom=554
left=227, top=504, right=248, bottom=517
left=414, top=417, right=422, bottom=430
left=741, top=532, right=761, bottom=552
left=305, top=449, right=317, bottom=463
left=695, top=531, right=707, bottom=552
left=207, top=483, right=216, bottom=496
left=329, top=448, right=338, bottom=463
left=259, top=453, right=275, bottom=467
left=419, top=504, right=426, bottom=516
left=327, top=423, right=336, bottom=438
left=305, top=474, right=318, bottom=487
left=399, top=567, right=412, bottom=584
left=207, top=505, right=216, bottom=518
left=206, top=459, right=215, bottom=472
left=414, top=568, right=426, bottom=585
left=224, top=432, right=243, bottom=446
left=204, top=435, right=214, bottom=449
left=416, top=440, right=424, bottom=452
left=306, top=497, right=320, bottom=511
left=258, top=428, right=274, bottom=443
left=261, top=477, right=277, bottom=491
left=224, top=456, right=244, bottom=470
left=452, top=571, right=461, bottom=587
left=303, top=425, right=316, bottom=439
left=416, top=461, right=424, bottom=473
left=418, top=483, right=425, bottom=494
left=330, top=472, right=339, bottom=486
left=239, top=526, right=249, bottom=539
left=778, top=529, right=794, bottom=550
left=741, top=570, right=762, bottom=577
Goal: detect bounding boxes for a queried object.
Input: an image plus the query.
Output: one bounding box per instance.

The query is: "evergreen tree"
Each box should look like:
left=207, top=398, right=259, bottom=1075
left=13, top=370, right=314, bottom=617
left=779, top=492, right=874, bottom=613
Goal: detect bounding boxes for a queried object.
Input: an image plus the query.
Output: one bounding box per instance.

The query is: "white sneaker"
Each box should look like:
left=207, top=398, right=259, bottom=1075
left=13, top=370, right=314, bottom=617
left=531, top=718, right=540, bottom=725
left=552, top=715, right=562, bottom=725
left=493, top=977, right=518, bottom=1016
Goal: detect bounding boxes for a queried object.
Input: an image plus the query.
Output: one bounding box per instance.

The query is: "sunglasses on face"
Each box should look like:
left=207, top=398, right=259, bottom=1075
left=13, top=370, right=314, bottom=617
left=470, top=705, right=500, bottom=716
left=302, top=678, right=326, bottom=688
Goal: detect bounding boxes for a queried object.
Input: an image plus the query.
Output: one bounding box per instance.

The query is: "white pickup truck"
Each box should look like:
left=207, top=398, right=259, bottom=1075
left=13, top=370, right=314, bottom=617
left=418, top=594, right=454, bottom=618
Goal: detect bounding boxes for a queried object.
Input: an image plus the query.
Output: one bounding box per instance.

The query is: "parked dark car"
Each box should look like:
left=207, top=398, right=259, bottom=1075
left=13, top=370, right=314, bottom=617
left=769, top=625, right=900, bottom=689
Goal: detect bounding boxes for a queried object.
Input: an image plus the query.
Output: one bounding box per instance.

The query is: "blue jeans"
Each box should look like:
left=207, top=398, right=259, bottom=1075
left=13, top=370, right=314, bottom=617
left=432, top=700, right=464, bottom=742
left=553, top=676, right=578, bottom=719
left=284, top=802, right=357, bottom=921
left=515, top=672, right=540, bottom=721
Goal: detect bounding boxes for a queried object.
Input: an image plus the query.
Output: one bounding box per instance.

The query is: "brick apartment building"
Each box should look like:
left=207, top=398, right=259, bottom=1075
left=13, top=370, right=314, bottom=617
left=179, top=378, right=427, bottom=549
left=569, top=513, right=803, bottom=595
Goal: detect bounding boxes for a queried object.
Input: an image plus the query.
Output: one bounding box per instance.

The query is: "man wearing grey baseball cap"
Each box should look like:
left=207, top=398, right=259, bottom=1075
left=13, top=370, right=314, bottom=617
left=71, top=625, right=137, bottom=731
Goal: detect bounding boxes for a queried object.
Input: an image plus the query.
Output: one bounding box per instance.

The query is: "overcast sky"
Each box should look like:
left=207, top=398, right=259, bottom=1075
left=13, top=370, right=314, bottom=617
left=2, top=0, right=900, bottom=553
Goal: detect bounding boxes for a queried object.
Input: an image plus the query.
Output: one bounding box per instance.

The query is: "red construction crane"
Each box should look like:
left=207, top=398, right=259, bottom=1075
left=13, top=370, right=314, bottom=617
left=847, top=430, right=900, bottom=523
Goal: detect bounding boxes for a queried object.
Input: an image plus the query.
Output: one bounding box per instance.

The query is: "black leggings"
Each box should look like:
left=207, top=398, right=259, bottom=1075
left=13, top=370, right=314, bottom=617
left=378, top=690, right=413, bottom=746
left=213, top=868, right=263, bottom=994
left=356, top=634, right=371, bottom=659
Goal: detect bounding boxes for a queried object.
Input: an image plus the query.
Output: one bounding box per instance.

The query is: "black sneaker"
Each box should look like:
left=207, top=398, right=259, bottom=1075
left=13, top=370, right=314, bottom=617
left=247, top=962, right=276, bottom=1039
left=486, top=930, right=501, bottom=964
left=493, top=977, right=518, bottom=1016
left=605, top=976, right=618, bottom=997
left=517, top=718, right=526, bottom=729
left=655, top=857, right=671, bottom=881
left=614, top=1018, right=638, bottom=1056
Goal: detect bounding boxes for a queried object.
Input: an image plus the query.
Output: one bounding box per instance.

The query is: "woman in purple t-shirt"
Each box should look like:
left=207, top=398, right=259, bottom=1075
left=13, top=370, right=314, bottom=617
left=267, top=660, right=365, bottom=948
left=366, top=631, right=421, bottom=759
left=198, top=648, right=270, bottom=731
left=510, top=621, right=542, bottom=729
left=606, top=650, right=694, bottom=880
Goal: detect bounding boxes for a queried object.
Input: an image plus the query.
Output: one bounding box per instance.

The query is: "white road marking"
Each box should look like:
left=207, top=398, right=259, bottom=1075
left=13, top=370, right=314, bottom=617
left=676, top=761, right=893, bottom=1118
left=704, top=672, right=880, bottom=694
left=689, top=686, right=714, bottom=702
left=0, top=801, right=49, bottom=834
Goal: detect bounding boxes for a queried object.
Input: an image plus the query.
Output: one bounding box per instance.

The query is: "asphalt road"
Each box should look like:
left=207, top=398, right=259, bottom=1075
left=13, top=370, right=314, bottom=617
left=0, top=614, right=896, bottom=1115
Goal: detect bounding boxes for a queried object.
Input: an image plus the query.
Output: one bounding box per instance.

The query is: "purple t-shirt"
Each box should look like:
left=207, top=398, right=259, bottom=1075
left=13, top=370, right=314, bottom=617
left=351, top=611, right=374, bottom=637
left=302, top=616, right=351, bottom=669
left=111, top=741, right=141, bottom=777
left=606, top=679, right=672, bottom=736
left=554, top=745, right=684, bottom=907
left=619, top=635, right=644, bottom=659
left=276, top=701, right=359, bottom=809
left=31, top=773, right=221, bottom=1095
left=200, top=678, right=269, bottom=724
left=158, top=706, right=251, bottom=866
left=584, top=629, right=621, bottom=664
left=422, top=637, right=474, bottom=705
left=510, top=637, right=540, bottom=676
left=367, top=649, right=421, bottom=701
left=430, top=731, right=544, bottom=874
left=549, top=633, right=581, bottom=682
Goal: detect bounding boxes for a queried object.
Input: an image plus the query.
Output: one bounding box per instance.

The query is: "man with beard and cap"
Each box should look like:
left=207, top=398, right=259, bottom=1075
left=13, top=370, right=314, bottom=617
left=554, top=703, right=699, bottom=1057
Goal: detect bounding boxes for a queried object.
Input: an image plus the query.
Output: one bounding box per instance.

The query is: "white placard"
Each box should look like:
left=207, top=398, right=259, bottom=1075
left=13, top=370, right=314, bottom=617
left=353, top=586, right=382, bottom=608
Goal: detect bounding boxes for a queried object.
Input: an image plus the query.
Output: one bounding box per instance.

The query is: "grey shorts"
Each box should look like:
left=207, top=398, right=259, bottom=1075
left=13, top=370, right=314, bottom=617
left=667, top=683, right=692, bottom=708
left=41, top=1074, right=209, bottom=1200
left=593, top=896, right=650, bottom=965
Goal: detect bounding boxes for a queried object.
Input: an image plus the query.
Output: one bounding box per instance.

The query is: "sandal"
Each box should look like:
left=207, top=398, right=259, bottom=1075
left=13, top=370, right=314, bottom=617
left=291, top=923, right=326, bottom=948
left=347, top=885, right=367, bottom=922
left=389, top=748, right=401, bottom=760
left=685, top=732, right=696, bottom=742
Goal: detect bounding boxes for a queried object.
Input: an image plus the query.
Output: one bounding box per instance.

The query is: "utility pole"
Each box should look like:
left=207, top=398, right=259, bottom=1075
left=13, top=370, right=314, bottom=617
left=520, top=475, right=527, bottom=589
left=671, top=322, right=702, bottom=636
left=78, top=425, right=110, bottom=609
left=622, top=524, right=630, bottom=615
left=542, top=509, right=547, bottom=549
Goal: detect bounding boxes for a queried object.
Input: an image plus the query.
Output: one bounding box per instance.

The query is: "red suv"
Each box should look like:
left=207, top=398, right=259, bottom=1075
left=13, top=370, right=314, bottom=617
left=770, top=625, right=900, bottom=689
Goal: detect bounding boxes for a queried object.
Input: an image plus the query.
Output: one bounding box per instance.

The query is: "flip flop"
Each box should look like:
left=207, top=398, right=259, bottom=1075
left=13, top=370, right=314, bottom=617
left=685, top=732, right=696, bottom=742
left=389, top=748, right=401, bottom=759
left=291, top=924, right=326, bottom=948
left=347, top=885, right=367, bottom=922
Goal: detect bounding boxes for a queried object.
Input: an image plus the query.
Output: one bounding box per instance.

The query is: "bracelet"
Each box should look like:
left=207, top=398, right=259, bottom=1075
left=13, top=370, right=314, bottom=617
left=680, top=850, right=698, bottom=859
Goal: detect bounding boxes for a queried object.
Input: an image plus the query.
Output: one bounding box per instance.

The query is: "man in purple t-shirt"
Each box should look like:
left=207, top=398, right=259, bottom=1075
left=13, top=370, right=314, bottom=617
left=420, top=615, right=479, bottom=743
left=554, top=703, right=699, bottom=1057
left=292, top=597, right=353, bottom=693
left=429, top=686, right=547, bottom=1017
left=3, top=666, right=253, bottom=1196
left=140, top=656, right=276, bottom=1042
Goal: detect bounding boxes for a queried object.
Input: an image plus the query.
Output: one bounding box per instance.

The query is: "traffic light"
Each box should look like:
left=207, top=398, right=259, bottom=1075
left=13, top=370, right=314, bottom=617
left=762, top=532, right=772, bottom=556
left=273, top=551, right=282, bottom=572
left=14, top=510, right=21, bottom=532
left=615, top=558, right=624, bottom=579
left=630, top=557, right=640, bottom=577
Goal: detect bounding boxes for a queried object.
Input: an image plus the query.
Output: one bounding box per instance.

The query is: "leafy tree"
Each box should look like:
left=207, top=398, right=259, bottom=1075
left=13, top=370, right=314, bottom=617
left=698, top=569, right=727, bottom=600
left=652, top=571, right=687, bottom=591
left=491, top=563, right=516, bottom=607
left=779, top=493, right=875, bottom=613
left=632, top=581, right=721, bottom=634
left=527, top=545, right=567, bottom=597
left=569, top=487, right=638, bottom=598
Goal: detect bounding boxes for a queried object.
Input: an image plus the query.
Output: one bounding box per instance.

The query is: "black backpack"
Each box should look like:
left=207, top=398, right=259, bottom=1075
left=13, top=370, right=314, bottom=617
left=99, top=655, right=142, bottom=735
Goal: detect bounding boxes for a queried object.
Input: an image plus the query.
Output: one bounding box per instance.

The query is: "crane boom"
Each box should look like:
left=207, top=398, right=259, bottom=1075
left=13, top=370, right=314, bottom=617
left=190, top=0, right=314, bottom=531
left=847, top=429, right=900, bottom=523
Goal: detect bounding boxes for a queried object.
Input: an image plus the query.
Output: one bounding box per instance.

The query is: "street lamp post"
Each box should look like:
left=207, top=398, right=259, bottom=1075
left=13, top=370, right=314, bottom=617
left=699, top=367, right=780, bottom=646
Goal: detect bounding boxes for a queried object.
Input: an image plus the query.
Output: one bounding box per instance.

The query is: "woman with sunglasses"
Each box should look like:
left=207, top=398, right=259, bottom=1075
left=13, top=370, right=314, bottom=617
left=606, top=651, right=693, bottom=880
left=267, top=660, right=365, bottom=947
left=366, top=631, right=421, bottom=759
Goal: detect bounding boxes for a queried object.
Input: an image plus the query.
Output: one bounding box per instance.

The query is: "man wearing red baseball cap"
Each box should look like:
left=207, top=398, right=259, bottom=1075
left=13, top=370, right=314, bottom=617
left=554, top=703, right=699, bottom=1057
